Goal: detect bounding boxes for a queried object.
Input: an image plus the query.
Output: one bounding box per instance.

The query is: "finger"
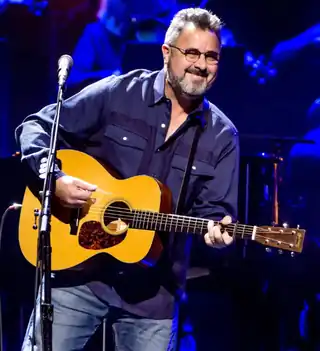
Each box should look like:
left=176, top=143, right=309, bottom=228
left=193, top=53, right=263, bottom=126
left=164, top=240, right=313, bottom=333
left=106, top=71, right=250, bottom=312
left=72, top=189, right=94, bottom=201
left=220, top=215, right=232, bottom=226
left=61, top=199, right=87, bottom=208
left=73, top=199, right=88, bottom=207
left=222, top=231, right=233, bottom=246
left=73, top=178, right=97, bottom=192
left=207, top=220, right=218, bottom=242
left=213, top=226, right=224, bottom=244
left=204, top=233, right=214, bottom=247
left=207, top=220, right=214, bottom=233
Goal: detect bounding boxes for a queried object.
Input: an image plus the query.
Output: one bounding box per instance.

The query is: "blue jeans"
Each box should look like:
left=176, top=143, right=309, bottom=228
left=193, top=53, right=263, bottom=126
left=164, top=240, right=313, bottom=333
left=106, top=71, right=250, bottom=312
left=21, top=285, right=177, bottom=351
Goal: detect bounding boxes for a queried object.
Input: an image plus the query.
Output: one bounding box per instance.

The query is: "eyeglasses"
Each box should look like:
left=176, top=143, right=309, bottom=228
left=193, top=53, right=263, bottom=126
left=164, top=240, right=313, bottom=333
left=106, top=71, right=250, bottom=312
left=169, top=45, right=219, bottom=65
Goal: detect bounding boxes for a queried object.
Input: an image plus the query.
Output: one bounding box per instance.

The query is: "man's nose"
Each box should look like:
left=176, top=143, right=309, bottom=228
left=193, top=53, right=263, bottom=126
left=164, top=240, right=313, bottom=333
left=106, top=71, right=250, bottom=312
left=194, top=53, right=207, bottom=70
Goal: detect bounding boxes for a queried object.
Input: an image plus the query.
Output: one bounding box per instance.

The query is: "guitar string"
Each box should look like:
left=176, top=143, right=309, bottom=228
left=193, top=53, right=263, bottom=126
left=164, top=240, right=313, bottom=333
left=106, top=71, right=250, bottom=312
left=88, top=203, right=292, bottom=232
left=58, top=206, right=297, bottom=248
left=86, top=206, right=285, bottom=234
left=77, top=210, right=297, bottom=247
left=80, top=209, right=298, bottom=244
left=87, top=192, right=301, bottom=240
left=87, top=205, right=253, bottom=228
left=85, top=222, right=296, bottom=248
left=87, top=210, right=257, bottom=234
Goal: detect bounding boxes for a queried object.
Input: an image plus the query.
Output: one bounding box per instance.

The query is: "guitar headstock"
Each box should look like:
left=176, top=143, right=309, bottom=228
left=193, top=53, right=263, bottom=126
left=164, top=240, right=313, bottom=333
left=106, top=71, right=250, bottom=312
left=254, top=224, right=306, bottom=256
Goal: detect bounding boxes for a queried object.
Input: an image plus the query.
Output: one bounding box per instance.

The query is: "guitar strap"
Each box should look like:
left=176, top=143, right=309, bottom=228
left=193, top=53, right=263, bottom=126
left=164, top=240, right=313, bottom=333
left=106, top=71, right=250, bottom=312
left=173, top=108, right=209, bottom=351
left=174, top=117, right=205, bottom=215
left=170, top=107, right=209, bottom=249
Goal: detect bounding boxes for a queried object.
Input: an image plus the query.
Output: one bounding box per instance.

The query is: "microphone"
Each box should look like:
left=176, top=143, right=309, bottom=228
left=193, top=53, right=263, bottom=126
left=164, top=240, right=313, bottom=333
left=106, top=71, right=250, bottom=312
left=57, top=54, right=73, bottom=87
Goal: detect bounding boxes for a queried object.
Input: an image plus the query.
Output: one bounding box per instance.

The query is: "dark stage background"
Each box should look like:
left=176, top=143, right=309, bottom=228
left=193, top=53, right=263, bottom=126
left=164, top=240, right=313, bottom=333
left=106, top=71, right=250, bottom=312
left=1, top=0, right=320, bottom=350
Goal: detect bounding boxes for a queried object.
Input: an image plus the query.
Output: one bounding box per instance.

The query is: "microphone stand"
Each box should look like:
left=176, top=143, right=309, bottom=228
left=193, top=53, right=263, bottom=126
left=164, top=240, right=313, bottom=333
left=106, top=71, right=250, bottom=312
left=37, top=80, right=67, bottom=351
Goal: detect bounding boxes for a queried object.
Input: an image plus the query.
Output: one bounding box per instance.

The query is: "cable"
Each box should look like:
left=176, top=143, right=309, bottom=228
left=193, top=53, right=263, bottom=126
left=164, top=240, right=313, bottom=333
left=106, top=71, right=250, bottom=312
left=0, top=203, right=22, bottom=351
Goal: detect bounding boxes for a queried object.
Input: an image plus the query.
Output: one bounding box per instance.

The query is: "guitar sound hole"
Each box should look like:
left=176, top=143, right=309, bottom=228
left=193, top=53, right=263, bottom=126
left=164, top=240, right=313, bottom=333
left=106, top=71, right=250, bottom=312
left=78, top=221, right=126, bottom=250
left=103, top=201, right=132, bottom=230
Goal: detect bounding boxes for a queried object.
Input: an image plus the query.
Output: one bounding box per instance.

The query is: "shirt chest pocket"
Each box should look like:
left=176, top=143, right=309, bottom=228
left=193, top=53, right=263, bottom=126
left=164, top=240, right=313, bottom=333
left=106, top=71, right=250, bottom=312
left=172, top=155, right=215, bottom=178
left=103, top=124, right=148, bottom=177
left=168, top=155, right=215, bottom=211
left=170, top=155, right=214, bottom=200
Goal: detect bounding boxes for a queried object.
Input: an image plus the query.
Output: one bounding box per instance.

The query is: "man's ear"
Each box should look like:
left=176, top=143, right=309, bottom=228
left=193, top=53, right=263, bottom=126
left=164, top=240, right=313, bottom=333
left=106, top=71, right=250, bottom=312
left=161, top=44, right=170, bottom=65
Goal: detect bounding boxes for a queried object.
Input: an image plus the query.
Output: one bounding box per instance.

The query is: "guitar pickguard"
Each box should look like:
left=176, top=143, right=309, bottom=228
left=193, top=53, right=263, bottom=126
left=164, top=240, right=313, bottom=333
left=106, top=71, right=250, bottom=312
left=78, top=221, right=126, bottom=250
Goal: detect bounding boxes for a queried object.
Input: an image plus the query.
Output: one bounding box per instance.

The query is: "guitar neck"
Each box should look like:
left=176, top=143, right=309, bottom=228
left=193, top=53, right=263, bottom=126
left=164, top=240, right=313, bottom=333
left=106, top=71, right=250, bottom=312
left=131, top=210, right=256, bottom=239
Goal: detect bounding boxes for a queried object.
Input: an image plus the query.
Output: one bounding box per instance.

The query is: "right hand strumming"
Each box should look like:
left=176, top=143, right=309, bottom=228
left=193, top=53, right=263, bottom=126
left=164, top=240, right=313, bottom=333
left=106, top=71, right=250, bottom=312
left=55, top=175, right=97, bottom=208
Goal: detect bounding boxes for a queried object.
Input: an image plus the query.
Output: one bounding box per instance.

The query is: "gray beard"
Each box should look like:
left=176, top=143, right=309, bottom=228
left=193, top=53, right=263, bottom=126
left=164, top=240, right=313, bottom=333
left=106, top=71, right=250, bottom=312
left=166, top=65, right=208, bottom=98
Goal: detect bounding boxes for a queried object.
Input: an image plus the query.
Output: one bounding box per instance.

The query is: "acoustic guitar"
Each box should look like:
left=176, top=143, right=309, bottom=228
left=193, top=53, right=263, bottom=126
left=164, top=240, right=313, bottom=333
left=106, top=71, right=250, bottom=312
left=18, top=150, right=306, bottom=271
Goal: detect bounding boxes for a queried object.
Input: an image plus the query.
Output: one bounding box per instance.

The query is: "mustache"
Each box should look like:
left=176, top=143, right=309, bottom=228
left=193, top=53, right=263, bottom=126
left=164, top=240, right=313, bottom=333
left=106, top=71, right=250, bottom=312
left=185, top=68, right=208, bottom=77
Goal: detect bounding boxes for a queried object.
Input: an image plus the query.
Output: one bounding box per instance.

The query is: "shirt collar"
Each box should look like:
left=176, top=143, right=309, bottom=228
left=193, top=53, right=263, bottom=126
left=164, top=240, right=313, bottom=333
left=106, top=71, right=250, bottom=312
left=149, top=69, right=166, bottom=106
left=188, top=98, right=210, bottom=128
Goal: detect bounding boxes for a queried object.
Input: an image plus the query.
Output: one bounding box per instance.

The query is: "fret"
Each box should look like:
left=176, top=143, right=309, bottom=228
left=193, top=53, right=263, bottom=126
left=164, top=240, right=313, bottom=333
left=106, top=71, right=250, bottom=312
left=148, top=211, right=151, bottom=230
left=242, top=224, right=245, bottom=239
left=175, top=215, right=178, bottom=232
left=169, top=214, right=174, bottom=232
left=155, top=213, right=160, bottom=231
left=233, top=222, right=238, bottom=238
left=152, top=212, right=155, bottom=230
left=141, top=211, right=145, bottom=229
left=200, top=219, right=205, bottom=235
left=186, top=217, right=191, bottom=233
left=193, top=218, right=198, bottom=234
left=135, top=210, right=140, bottom=229
left=157, top=213, right=160, bottom=231
left=145, top=211, right=149, bottom=230
left=143, top=211, right=147, bottom=229
left=138, top=210, right=142, bottom=229
left=132, top=210, right=136, bottom=228
left=162, top=213, right=166, bottom=231
left=164, top=213, right=168, bottom=232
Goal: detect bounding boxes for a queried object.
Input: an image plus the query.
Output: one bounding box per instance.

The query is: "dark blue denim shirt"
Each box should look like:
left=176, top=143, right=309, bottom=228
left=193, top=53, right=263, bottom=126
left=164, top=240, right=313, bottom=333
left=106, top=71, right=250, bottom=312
left=15, top=68, right=239, bottom=318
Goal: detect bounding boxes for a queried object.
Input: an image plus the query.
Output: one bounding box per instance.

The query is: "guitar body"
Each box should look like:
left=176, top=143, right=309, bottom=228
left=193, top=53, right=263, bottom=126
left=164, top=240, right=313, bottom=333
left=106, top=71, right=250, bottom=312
left=19, top=150, right=169, bottom=271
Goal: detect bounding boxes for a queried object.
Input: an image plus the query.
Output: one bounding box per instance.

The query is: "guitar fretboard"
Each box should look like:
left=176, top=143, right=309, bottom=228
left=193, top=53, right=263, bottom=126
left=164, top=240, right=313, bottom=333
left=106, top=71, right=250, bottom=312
left=129, top=210, right=255, bottom=239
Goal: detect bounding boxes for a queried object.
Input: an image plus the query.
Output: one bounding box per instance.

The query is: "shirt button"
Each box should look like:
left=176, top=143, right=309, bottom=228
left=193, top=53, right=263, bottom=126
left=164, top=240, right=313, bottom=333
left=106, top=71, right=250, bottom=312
left=192, top=165, right=197, bottom=170
left=122, top=136, right=128, bottom=141
left=161, top=123, right=166, bottom=128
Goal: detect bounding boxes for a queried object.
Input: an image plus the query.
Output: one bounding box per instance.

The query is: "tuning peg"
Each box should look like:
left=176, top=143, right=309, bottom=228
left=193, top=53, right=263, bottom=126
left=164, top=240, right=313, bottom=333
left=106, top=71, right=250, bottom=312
left=283, top=222, right=288, bottom=228
left=297, top=224, right=300, bottom=229
left=265, top=248, right=272, bottom=254
left=291, top=252, right=295, bottom=258
left=278, top=249, right=283, bottom=255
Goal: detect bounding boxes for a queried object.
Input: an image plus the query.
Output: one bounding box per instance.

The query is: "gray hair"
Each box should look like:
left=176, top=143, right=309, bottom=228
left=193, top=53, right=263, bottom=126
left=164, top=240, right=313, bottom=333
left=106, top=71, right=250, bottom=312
left=164, top=8, right=223, bottom=45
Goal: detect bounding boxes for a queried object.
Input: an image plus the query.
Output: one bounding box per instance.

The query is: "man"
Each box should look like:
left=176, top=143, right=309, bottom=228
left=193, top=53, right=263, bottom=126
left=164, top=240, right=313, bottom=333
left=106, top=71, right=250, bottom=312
left=67, top=0, right=131, bottom=92
left=68, top=0, right=177, bottom=94
left=16, top=7, right=239, bottom=350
